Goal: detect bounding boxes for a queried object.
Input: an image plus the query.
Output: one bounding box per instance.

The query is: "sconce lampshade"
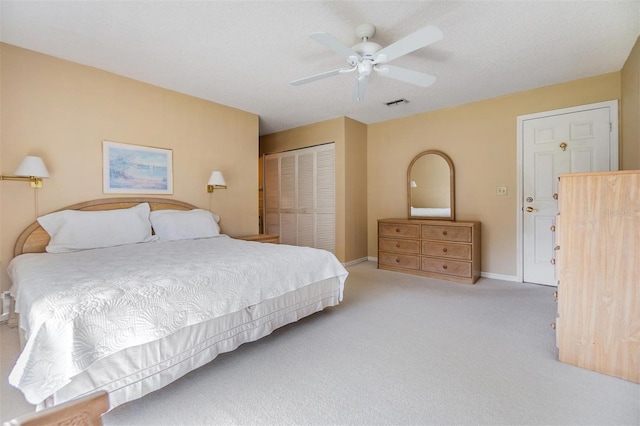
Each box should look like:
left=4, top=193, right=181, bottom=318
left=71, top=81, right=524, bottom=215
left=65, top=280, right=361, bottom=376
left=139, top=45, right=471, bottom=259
left=15, top=156, right=50, bottom=178
left=411, top=180, right=418, bottom=188
left=207, top=171, right=227, bottom=193
left=208, top=171, right=226, bottom=187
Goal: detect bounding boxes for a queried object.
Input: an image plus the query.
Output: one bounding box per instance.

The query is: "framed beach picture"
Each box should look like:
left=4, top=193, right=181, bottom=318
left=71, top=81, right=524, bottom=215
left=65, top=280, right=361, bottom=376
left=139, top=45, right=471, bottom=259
left=103, top=141, right=173, bottom=194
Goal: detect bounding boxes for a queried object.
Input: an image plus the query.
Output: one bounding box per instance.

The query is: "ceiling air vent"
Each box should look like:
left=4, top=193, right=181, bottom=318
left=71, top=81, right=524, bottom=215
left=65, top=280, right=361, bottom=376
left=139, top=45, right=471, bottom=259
left=384, top=98, right=409, bottom=107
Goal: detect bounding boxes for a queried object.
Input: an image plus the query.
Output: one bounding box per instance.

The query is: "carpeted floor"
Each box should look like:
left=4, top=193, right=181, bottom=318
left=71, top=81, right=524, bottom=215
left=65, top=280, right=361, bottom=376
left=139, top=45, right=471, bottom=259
left=2, top=261, right=639, bottom=425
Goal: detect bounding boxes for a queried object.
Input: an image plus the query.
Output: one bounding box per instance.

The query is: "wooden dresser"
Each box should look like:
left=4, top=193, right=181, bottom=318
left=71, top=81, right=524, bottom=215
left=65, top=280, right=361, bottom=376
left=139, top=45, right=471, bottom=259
left=378, top=219, right=481, bottom=284
left=555, top=170, right=639, bottom=383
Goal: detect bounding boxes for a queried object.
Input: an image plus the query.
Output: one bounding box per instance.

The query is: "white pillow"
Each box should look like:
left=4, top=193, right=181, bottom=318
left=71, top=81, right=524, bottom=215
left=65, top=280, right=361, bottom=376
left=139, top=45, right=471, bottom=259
left=38, top=203, right=156, bottom=253
left=150, top=209, right=220, bottom=241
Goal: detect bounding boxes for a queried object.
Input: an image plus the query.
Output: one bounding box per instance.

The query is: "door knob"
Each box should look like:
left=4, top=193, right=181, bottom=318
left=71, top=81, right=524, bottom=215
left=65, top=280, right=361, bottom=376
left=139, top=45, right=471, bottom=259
left=525, top=206, right=537, bottom=212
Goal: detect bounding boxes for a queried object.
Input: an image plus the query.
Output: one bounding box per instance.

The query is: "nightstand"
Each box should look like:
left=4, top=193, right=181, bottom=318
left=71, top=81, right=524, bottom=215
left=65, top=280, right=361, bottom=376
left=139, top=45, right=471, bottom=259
left=237, top=234, right=280, bottom=244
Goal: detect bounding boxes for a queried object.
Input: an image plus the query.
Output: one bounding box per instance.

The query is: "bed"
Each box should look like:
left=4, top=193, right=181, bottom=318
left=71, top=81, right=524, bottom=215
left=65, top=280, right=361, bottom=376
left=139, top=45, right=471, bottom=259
left=7, top=197, right=348, bottom=411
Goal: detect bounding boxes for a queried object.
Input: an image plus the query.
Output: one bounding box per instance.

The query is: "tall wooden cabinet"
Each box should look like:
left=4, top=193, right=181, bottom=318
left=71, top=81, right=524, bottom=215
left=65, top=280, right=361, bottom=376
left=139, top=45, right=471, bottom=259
left=556, top=170, right=639, bottom=383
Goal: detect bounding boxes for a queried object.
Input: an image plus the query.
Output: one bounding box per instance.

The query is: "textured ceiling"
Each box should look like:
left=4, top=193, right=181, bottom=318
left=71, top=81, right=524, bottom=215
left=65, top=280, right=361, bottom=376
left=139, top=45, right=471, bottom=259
left=1, top=1, right=639, bottom=136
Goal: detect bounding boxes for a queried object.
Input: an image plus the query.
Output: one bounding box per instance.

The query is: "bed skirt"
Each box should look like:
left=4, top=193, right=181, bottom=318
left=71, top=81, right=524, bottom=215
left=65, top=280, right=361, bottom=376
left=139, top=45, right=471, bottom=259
left=37, top=276, right=341, bottom=411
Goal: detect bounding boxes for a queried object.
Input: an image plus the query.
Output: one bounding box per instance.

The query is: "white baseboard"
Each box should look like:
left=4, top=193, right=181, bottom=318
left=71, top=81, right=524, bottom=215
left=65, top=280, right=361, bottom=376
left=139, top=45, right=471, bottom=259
left=359, top=258, right=520, bottom=282
left=343, top=257, right=369, bottom=267
left=480, top=271, right=519, bottom=282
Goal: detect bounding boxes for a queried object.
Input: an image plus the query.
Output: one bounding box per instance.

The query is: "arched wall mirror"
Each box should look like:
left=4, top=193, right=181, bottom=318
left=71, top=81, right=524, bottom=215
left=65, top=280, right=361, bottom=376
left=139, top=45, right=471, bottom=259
left=407, top=150, right=455, bottom=220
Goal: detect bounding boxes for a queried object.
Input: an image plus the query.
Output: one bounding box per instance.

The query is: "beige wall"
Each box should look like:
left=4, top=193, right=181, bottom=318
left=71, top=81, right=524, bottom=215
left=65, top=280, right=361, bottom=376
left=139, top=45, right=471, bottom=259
left=259, top=116, right=369, bottom=263
left=0, top=44, right=259, bottom=291
left=368, top=72, right=621, bottom=277
left=621, top=36, right=640, bottom=170
left=344, top=118, right=368, bottom=263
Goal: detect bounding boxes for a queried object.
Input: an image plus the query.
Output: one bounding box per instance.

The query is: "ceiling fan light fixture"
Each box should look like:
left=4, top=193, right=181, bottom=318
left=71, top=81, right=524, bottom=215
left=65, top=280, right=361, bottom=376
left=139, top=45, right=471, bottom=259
left=384, top=98, right=409, bottom=107
left=358, top=61, right=373, bottom=76
left=291, top=23, right=442, bottom=100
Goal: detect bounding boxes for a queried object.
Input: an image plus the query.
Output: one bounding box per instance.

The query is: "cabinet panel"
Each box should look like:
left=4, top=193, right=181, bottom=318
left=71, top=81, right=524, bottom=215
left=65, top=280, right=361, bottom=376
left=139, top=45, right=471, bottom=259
left=379, top=224, right=420, bottom=239
left=422, top=241, right=471, bottom=260
left=421, top=258, right=471, bottom=278
left=379, top=238, right=420, bottom=255
left=422, top=225, right=471, bottom=242
left=378, top=252, right=420, bottom=270
left=556, top=171, right=639, bottom=383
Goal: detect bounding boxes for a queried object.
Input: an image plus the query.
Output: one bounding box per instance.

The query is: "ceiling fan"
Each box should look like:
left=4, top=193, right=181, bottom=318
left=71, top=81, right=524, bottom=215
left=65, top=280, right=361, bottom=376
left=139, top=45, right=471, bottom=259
left=290, top=23, right=443, bottom=102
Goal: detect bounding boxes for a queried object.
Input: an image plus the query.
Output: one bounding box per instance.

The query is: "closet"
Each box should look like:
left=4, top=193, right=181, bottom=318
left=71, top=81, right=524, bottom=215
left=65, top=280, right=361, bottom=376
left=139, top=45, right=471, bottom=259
left=264, top=143, right=335, bottom=253
left=555, top=170, right=639, bottom=383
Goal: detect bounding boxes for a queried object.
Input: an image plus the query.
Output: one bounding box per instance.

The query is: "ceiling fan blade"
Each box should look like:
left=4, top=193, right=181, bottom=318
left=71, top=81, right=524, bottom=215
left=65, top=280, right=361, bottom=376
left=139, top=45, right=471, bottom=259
left=310, top=32, right=361, bottom=63
left=376, top=64, right=437, bottom=87
left=352, top=75, right=369, bottom=102
left=375, top=26, right=443, bottom=63
left=290, top=67, right=354, bottom=86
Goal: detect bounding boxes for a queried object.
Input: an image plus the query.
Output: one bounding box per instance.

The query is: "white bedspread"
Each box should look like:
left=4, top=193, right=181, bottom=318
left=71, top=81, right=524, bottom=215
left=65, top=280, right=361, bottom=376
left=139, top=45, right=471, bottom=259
left=8, top=236, right=348, bottom=404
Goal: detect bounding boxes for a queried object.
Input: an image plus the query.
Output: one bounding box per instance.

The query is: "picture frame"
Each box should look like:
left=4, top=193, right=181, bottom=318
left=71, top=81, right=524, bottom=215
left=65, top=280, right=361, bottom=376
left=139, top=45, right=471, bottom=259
left=103, top=141, right=173, bottom=194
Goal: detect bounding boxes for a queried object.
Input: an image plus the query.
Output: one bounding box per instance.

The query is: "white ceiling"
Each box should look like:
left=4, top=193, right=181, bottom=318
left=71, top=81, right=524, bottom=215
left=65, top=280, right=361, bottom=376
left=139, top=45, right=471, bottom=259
left=1, top=1, right=639, bottom=136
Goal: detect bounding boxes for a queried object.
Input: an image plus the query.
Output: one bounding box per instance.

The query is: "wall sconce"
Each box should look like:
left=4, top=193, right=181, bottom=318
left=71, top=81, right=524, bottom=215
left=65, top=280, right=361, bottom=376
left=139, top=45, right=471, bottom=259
left=411, top=180, right=418, bottom=188
left=207, top=171, right=227, bottom=193
left=0, top=156, right=50, bottom=188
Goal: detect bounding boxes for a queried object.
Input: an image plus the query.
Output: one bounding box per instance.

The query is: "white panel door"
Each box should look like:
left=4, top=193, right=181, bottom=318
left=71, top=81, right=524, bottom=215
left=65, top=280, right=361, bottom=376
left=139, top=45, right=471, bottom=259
left=522, top=106, right=616, bottom=285
left=263, top=143, right=335, bottom=253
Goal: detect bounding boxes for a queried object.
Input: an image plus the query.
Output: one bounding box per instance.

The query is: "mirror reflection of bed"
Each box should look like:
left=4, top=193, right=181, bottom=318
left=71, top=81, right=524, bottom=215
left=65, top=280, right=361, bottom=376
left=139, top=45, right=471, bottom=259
left=7, top=197, right=349, bottom=412
left=407, top=150, right=455, bottom=220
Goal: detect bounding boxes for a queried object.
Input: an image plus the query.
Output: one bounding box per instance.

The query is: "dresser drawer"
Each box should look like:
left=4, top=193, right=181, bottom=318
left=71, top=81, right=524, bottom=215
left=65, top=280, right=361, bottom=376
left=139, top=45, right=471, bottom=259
left=422, top=225, right=471, bottom=243
left=379, top=223, right=420, bottom=239
left=422, top=241, right=471, bottom=260
left=421, top=258, right=471, bottom=278
left=379, top=238, right=420, bottom=255
left=379, top=252, right=420, bottom=270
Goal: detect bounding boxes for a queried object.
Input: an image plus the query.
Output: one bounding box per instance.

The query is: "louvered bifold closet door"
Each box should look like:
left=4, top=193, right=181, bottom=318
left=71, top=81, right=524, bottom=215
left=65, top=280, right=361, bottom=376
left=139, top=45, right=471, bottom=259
left=263, top=143, right=335, bottom=253
left=315, top=144, right=335, bottom=252
left=264, top=156, right=281, bottom=238
left=278, top=154, right=297, bottom=245
left=296, top=151, right=315, bottom=248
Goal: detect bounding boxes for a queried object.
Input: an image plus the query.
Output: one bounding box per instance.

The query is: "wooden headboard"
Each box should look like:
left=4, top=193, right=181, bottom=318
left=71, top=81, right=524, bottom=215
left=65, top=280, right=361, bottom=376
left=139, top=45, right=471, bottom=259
left=14, top=197, right=199, bottom=257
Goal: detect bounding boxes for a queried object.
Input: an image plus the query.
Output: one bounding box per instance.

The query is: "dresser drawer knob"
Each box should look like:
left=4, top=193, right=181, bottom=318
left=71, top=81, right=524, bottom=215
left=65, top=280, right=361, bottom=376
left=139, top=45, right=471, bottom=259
left=395, top=228, right=400, bottom=233
left=442, top=231, right=448, bottom=236
left=396, top=243, right=401, bottom=248
left=442, top=247, right=448, bottom=253
left=442, top=265, right=448, bottom=270
left=395, top=257, right=400, bottom=263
